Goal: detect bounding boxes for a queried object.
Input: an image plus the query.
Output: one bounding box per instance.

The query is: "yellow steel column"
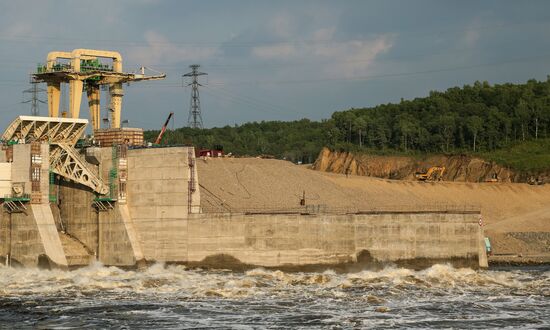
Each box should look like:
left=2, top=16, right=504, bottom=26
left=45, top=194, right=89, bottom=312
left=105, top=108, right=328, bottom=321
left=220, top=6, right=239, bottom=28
left=109, top=83, right=124, bottom=128
left=69, top=80, right=83, bottom=119
left=86, top=85, right=101, bottom=130
left=47, top=82, right=61, bottom=117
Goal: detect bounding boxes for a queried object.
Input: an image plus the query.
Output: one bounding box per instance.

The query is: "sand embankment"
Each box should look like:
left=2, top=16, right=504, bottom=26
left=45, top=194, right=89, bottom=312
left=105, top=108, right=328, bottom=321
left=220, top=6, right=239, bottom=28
left=197, top=157, right=550, bottom=263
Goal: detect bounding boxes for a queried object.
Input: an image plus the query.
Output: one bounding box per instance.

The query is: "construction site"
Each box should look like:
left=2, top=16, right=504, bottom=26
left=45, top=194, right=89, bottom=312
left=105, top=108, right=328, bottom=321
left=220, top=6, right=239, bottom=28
left=4, top=48, right=537, bottom=271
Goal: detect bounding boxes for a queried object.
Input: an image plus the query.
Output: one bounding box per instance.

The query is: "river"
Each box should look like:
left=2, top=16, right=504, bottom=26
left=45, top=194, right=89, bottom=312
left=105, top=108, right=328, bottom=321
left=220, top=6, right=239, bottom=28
left=0, top=263, right=548, bottom=329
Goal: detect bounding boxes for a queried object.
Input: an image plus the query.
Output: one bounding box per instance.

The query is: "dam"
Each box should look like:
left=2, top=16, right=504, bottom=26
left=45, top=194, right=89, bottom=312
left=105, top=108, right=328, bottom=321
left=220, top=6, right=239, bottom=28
left=0, top=115, right=488, bottom=270
left=0, top=48, right=488, bottom=270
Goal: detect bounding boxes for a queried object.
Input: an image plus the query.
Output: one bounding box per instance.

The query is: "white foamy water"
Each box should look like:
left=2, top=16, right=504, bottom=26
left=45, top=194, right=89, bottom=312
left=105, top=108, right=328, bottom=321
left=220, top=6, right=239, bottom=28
left=0, top=263, right=548, bottom=328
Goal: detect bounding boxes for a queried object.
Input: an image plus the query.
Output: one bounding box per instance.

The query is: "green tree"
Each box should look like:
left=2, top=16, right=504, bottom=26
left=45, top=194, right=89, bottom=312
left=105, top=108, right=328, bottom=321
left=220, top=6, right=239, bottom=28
left=466, top=115, right=483, bottom=152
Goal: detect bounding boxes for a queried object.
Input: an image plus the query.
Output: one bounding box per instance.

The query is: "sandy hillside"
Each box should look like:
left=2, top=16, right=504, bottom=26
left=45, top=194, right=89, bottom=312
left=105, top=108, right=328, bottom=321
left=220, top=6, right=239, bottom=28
left=197, top=157, right=550, bottom=257
left=313, top=147, right=549, bottom=183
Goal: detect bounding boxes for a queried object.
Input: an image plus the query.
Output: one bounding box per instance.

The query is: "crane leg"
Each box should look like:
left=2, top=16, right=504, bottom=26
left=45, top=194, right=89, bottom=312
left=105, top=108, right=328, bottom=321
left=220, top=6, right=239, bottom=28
left=109, top=83, right=123, bottom=128
left=47, top=82, right=61, bottom=117
left=69, top=80, right=83, bottom=119
left=87, top=85, right=101, bottom=130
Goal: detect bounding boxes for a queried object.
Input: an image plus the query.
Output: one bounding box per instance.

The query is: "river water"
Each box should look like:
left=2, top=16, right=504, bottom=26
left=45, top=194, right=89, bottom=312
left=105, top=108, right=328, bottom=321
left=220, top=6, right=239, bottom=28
left=0, top=263, right=548, bottom=329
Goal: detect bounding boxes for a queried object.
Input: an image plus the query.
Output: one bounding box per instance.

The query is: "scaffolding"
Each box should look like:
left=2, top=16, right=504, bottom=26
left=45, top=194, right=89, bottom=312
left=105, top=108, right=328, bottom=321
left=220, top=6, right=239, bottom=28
left=49, top=170, right=57, bottom=203
left=2, top=194, right=30, bottom=214
left=109, top=145, right=118, bottom=200
left=188, top=148, right=196, bottom=213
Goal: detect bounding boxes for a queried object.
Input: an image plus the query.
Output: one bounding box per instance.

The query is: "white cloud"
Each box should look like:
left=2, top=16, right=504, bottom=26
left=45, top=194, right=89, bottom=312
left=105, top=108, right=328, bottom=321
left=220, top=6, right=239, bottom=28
left=328, top=36, right=394, bottom=77
left=128, top=31, right=219, bottom=65
left=251, top=27, right=394, bottom=78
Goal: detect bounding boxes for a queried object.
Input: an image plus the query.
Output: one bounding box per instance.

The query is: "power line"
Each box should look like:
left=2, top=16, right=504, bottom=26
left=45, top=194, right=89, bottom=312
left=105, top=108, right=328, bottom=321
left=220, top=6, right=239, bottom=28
left=204, top=84, right=301, bottom=116
left=183, top=64, right=207, bottom=129
left=129, top=53, right=550, bottom=89
left=21, top=76, right=46, bottom=116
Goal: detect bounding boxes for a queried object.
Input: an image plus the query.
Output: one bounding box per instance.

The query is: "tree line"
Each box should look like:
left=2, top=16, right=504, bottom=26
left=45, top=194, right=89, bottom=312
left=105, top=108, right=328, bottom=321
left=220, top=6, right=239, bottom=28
left=145, top=77, right=550, bottom=162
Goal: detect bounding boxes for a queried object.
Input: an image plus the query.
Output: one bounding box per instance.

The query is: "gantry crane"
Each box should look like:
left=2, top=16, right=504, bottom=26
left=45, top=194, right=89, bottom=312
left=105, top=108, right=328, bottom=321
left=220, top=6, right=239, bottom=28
left=32, top=49, right=166, bottom=130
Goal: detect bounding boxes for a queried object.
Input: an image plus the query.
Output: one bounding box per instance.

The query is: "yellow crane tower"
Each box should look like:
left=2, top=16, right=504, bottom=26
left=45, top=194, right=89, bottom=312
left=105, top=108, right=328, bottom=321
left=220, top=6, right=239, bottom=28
left=33, top=49, right=166, bottom=130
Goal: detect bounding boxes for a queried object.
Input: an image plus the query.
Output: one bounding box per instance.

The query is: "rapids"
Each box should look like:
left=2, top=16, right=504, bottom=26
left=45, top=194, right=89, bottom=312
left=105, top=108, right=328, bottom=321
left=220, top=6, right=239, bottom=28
left=0, top=263, right=548, bottom=328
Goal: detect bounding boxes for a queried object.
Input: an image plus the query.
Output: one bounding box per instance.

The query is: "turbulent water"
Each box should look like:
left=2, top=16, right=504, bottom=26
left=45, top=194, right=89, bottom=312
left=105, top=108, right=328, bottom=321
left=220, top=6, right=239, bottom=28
left=0, top=263, right=548, bottom=329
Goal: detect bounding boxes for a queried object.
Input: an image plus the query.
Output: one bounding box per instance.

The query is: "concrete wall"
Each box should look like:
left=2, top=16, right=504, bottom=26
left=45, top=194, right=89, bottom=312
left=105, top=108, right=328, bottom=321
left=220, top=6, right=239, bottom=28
left=97, top=206, right=139, bottom=266
left=112, top=210, right=484, bottom=269
left=31, top=204, right=68, bottom=268
left=178, top=212, right=485, bottom=269
left=1, top=212, right=69, bottom=269
left=11, top=144, right=31, bottom=194
left=105, top=147, right=485, bottom=269
left=1, top=209, right=49, bottom=267
left=126, top=147, right=199, bottom=261
left=0, top=163, right=12, bottom=197
left=38, top=143, right=50, bottom=203
left=353, top=212, right=485, bottom=266
left=184, top=213, right=356, bottom=268
left=0, top=145, right=487, bottom=270
left=0, top=144, right=68, bottom=269
left=58, top=182, right=98, bottom=253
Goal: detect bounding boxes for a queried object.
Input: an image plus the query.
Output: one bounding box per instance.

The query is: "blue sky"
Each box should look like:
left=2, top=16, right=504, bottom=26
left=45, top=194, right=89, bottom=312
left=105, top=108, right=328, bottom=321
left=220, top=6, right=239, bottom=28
left=1, top=0, right=550, bottom=129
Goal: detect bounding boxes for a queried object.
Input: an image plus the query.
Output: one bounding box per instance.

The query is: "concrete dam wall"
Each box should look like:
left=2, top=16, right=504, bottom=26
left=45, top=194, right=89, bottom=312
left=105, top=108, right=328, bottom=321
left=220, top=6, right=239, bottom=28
left=182, top=211, right=485, bottom=270
left=0, top=144, right=487, bottom=270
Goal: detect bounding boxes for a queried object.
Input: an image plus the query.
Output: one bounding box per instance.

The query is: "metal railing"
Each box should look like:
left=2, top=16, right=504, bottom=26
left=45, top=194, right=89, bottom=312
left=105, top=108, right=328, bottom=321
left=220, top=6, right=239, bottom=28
left=200, top=203, right=481, bottom=215
left=2, top=193, right=31, bottom=202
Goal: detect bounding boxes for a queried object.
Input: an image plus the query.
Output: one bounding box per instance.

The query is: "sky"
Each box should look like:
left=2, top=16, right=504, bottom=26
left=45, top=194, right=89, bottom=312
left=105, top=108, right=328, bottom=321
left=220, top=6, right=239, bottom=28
left=1, top=0, right=550, bottom=130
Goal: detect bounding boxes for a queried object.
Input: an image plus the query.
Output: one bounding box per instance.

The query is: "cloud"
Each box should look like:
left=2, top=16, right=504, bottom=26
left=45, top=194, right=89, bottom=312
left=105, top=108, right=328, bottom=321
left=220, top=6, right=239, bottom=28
left=251, top=27, right=394, bottom=78
left=128, top=31, right=219, bottom=66
left=327, top=36, right=394, bottom=77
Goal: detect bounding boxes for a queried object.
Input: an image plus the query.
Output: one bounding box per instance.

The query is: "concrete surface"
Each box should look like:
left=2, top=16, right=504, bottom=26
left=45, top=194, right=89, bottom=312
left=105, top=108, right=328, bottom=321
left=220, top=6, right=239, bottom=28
left=31, top=204, right=68, bottom=268
left=0, top=146, right=487, bottom=270
left=180, top=211, right=485, bottom=270
left=126, top=147, right=199, bottom=261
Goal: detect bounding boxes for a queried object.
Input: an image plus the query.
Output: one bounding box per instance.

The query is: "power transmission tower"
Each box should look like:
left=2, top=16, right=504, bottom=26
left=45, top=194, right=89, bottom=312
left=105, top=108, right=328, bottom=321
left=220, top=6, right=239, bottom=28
left=183, top=64, right=207, bottom=129
left=22, top=76, right=46, bottom=116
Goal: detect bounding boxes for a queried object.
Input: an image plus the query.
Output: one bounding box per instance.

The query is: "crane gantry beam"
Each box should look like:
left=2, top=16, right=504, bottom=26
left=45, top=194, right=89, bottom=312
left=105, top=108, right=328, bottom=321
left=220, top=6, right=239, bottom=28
left=33, top=49, right=166, bottom=130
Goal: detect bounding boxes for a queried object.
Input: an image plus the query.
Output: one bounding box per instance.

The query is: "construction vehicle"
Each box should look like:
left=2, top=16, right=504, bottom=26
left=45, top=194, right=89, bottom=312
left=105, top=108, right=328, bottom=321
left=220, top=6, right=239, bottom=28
left=154, top=112, right=174, bottom=145
left=527, top=176, right=545, bottom=185
left=485, top=173, right=499, bottom=183
left=415, top=166, right=445, bottom=181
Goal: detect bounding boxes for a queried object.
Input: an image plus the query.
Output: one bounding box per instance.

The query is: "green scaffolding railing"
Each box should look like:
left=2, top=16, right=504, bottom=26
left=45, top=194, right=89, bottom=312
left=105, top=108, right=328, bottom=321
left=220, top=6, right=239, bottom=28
left=107, top=145, right=118, bottom=200
left=3, top=194, right=31, bottom=202
left=49, top=170, right=57, bottom=203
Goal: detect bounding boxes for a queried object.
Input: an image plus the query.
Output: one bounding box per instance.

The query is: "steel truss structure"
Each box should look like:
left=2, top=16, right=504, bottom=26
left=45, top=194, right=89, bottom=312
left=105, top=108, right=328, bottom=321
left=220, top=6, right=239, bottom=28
left=2, top=116, right=109, bottom=195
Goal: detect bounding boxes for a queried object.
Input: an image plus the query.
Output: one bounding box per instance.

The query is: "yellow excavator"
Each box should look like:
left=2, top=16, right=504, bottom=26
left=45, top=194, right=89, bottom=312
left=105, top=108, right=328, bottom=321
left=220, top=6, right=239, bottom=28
left=415, top=166, right=445, bottom=181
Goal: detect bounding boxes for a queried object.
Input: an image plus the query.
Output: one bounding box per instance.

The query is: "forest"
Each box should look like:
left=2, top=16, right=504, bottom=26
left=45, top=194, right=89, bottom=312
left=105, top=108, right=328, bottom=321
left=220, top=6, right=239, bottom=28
left=145, top=77, right=550, bottom=166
